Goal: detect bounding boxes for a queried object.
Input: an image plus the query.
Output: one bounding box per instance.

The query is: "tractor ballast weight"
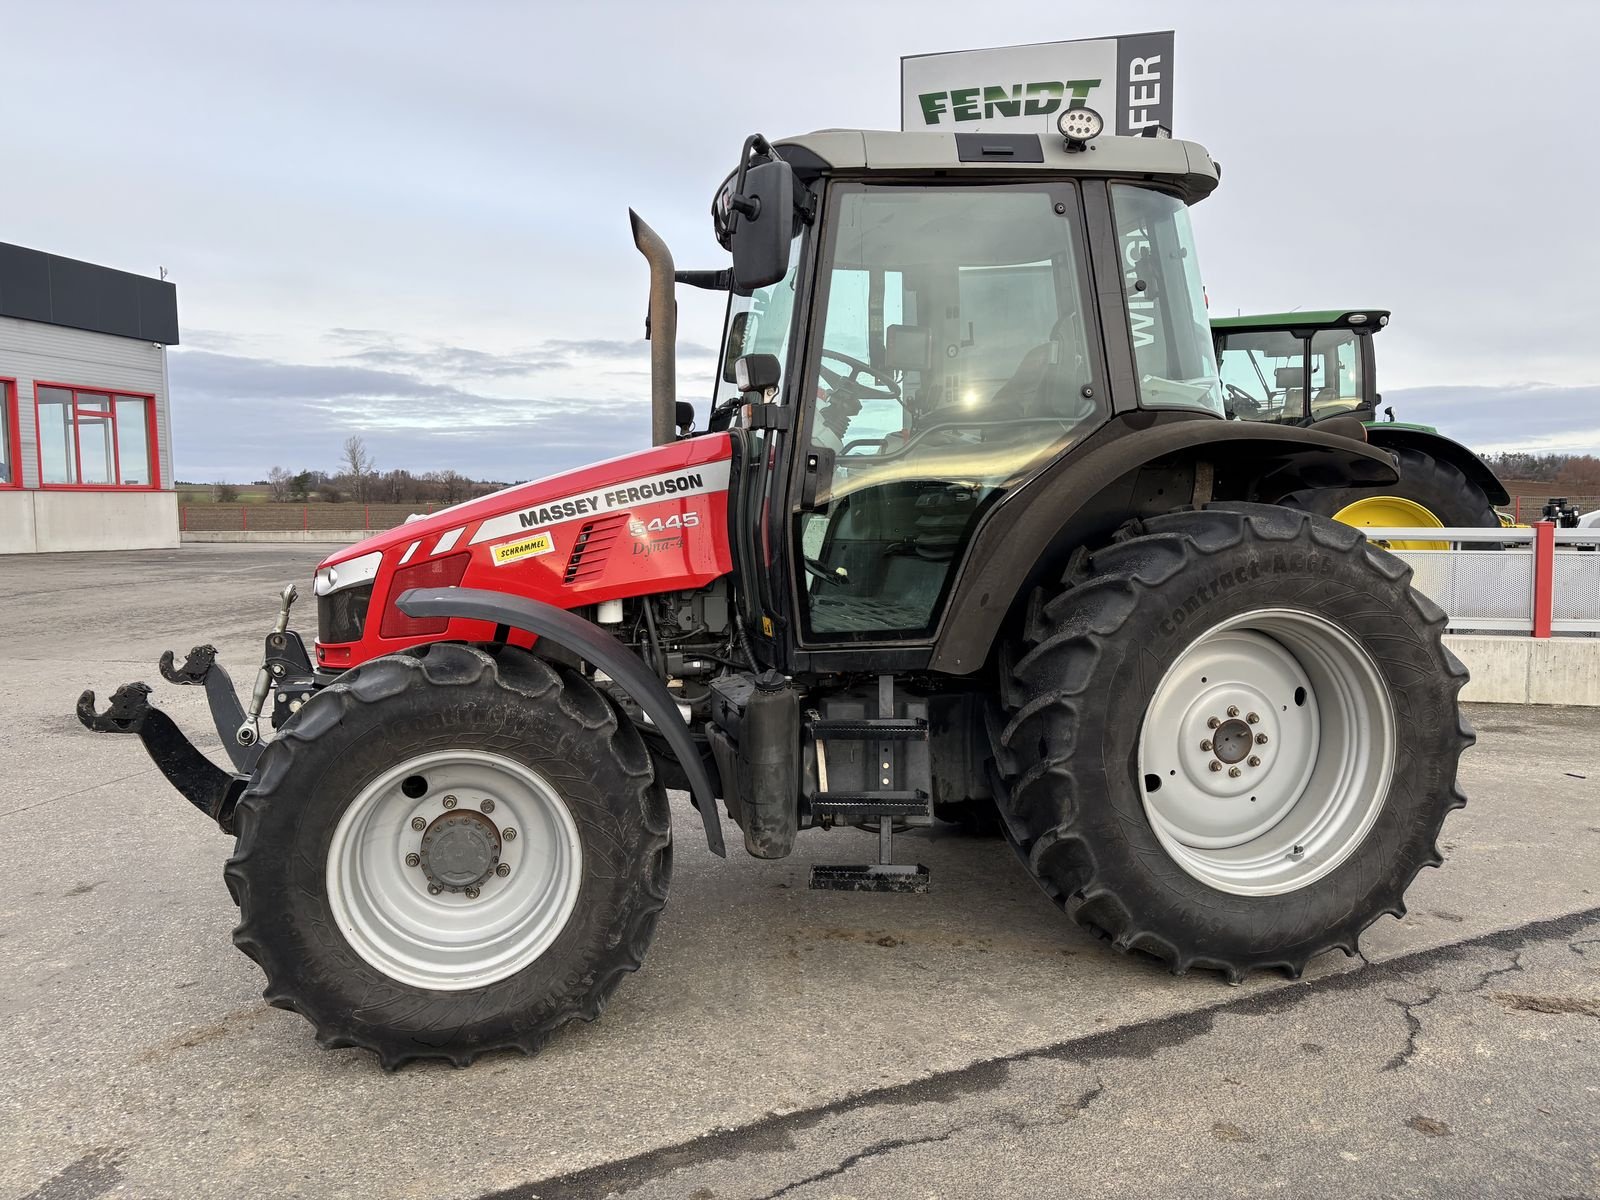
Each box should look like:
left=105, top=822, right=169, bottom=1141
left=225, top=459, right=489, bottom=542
left=80, top=121, right=1471, bottom=1068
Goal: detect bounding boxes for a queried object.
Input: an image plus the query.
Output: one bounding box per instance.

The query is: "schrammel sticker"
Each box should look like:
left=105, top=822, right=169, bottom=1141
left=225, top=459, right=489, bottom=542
left=491, top=532, right=555, bottom=566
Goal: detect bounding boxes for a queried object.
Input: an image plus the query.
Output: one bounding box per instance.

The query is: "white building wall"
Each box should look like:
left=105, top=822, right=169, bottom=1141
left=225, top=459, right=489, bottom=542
left=0, top=314, right=172, bottom=491
left=0, top=314, right=178, bottom=551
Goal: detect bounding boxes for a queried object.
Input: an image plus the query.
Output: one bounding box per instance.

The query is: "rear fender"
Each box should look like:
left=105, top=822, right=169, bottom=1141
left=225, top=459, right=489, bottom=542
left=1365, top=426, right=1510, bottom=506
left=396, top=586, right=726, bottom=857
left=928, top=416, right=1400, bottom=674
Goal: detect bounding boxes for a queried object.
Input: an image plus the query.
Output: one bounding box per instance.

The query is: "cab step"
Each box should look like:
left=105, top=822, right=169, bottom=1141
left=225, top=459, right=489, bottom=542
left=809, top=790, right=928, bottom=822
left=809, top=718, right=928, bottom=741
left=809, top=675, right=933, bottom=894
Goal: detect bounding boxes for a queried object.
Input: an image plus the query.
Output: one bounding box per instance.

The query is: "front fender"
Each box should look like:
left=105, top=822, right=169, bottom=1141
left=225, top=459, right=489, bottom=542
left=396, top=587, right=726, bottom=857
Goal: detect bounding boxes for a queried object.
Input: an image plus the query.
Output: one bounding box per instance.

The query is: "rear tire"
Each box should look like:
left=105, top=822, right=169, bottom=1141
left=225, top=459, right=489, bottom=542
left=225, top=642, right=671, bottom=1068
left=993, top=504, right=1471, bottom=980
left=1283, top=443, right=1499, bottom=541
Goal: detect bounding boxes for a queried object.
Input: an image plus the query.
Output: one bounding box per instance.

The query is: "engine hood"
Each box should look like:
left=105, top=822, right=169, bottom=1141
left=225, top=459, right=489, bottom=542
left=318, top=434, right=733, bottom=572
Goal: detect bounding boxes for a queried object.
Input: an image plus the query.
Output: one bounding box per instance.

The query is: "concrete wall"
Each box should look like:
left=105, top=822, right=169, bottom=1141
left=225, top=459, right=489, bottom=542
left=0, top=490, right=177, bottom=553
left=1445, top=634, right=1600, bottom=706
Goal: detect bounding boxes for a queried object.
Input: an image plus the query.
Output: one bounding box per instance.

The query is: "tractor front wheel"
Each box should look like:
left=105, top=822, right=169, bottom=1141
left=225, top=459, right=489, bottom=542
left=994, top=504, right=1471, bottom=980
left=225, top=642, right=671, bottom=1068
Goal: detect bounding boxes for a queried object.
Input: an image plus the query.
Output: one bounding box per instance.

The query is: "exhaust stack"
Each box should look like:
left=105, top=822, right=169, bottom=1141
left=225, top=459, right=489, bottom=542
left=629, top=210, right=677, bottom=447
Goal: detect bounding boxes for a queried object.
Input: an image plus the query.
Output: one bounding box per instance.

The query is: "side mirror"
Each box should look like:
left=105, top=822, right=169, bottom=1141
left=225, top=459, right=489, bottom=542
left=675, top=401, right=696, bottom=435
left=734, top=353, right=781, bottom=394
left=722, top=311, right=753, bottom=383
left=729, top=158, right=795, bottom=292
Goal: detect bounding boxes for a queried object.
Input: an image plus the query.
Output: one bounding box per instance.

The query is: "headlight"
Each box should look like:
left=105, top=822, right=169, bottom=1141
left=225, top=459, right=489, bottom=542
left=314, top=550, right=383, bottom=596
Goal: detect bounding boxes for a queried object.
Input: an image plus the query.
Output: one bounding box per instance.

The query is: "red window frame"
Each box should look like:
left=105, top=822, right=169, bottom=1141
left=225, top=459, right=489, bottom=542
left=33, top=381, right=161, bottom=491
left=0, top=379, right=19, bottom=489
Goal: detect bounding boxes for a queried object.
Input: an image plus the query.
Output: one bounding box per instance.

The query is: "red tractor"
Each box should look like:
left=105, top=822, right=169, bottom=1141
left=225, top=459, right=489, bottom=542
left=81, top=119, right=1471, bottom=1068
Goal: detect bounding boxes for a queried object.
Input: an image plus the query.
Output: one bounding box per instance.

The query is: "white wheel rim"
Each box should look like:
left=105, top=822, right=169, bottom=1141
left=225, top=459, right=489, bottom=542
left=1136, top=608, right=1395, bottom=896
left=325, top=749, right=583, bottom=990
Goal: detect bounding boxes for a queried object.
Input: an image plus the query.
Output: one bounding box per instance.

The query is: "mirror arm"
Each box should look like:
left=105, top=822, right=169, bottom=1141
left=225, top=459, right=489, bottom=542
left=675, top=269, right=732, bottom=291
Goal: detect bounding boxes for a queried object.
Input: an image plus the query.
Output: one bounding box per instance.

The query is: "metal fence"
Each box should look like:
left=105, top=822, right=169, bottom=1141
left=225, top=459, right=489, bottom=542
left=1370, top=523, right=1600, bottom=636
left=181, top=503, right=437, bottom=532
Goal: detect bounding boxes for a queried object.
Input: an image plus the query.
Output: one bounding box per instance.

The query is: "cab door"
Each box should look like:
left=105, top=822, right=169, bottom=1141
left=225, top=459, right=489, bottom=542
left=786, top=181, right=1107, bottom=646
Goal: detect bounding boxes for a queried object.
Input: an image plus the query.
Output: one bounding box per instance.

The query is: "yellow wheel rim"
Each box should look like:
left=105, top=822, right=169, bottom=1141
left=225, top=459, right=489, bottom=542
left=1331, top=496, right=1448, bottom=550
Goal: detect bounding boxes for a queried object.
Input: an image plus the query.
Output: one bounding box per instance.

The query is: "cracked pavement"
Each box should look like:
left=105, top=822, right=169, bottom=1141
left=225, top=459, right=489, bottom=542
left=3, top=546, right=1599, bottom=1200
left=508, top=912, right=1600, bottom=1200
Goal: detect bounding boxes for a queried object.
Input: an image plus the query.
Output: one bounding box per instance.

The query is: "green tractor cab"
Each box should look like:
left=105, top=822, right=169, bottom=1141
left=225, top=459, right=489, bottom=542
left=1212, top=309, right=1508, bottom=548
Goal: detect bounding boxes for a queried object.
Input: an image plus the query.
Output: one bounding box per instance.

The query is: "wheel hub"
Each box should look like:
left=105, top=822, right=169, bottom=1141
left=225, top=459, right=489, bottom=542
left=419, top=810, right=502, bottom=892
left=1211, top=717, right=1254, bottom=765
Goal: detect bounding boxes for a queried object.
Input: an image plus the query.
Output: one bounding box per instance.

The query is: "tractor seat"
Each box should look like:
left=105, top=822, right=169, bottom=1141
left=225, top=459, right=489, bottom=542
left=990, top=320, right=1093, bottom=422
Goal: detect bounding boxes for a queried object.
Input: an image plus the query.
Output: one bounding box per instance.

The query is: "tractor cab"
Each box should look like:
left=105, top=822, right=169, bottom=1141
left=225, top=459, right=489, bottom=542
left=1210, top=309, right=1389, bottom=427
left=693, top=127, right=1233, bottom=666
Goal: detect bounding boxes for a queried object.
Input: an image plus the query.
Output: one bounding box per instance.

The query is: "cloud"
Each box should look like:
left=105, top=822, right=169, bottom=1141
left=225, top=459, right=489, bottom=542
left=1381, top=384, right=1600, bottom=455
left=167, top=346, right=653, bottom=482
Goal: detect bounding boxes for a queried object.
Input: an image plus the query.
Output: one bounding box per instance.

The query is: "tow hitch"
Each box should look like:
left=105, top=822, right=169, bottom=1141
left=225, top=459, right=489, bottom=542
left=76, top=583, right=321, bottom=835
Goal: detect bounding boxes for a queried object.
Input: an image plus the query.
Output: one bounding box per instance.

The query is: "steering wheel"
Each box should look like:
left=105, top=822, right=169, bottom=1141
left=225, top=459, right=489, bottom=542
left=819, top=349, right=900, bottom=402
left=1223, top=382, right=1265, bottom=419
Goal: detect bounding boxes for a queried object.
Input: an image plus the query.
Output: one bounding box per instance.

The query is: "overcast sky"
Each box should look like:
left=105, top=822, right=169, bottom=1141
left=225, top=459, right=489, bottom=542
left=8, top=0, right=1597, bottom=481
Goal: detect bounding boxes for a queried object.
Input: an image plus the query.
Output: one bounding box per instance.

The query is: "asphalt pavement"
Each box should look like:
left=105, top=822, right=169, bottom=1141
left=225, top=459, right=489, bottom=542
left=1, top=545, right=1596, bottom=1200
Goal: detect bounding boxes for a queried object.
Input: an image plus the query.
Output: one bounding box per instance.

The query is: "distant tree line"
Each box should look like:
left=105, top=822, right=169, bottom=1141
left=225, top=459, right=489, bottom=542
left=192, top=436, right=508, bottom=505
left=1483, top=452, right=1600, bottom=491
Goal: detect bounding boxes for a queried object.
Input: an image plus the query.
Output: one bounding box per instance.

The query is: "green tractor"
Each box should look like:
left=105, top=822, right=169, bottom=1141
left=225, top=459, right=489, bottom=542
left=1212, top=310, right=1509, bottom=548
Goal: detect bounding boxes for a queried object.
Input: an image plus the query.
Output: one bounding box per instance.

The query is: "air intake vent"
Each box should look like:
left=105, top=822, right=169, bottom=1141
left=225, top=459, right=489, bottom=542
left=564, top=513, right=630, bottom=584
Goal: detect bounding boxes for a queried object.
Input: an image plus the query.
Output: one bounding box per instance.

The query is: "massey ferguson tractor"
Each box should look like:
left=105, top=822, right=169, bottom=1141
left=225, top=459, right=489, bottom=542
left=80, top=116, right=1471, bottom=1068
left=1213, top=309, right=1511, bottom=547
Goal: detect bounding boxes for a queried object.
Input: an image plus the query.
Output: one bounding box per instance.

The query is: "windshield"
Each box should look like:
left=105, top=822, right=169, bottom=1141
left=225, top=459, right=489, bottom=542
left=1110, top=185, right=1223, bottom=415
left=794, top=182, right=1102, bottom=640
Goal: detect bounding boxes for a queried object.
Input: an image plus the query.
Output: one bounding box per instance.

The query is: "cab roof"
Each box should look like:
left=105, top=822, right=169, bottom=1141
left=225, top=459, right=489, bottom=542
left=1211, top=309, right=1391, bottom=333
left=773, top=129, right=1221, bottom=204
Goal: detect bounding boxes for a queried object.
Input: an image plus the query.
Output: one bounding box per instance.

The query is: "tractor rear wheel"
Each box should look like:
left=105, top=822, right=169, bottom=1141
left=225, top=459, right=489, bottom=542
left=1282, top=443, right=1500, bottom=549
left=993, top=504, right=1471, bottom=980
left=225, top=642, right=671, bottom=1068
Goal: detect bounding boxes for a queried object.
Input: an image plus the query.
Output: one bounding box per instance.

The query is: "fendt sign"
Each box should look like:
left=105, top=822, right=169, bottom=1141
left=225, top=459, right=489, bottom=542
left=902, top=32, right=1174, bottom=136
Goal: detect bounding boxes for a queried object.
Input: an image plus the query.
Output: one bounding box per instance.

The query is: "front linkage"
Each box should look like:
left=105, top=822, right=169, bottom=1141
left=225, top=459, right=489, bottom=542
left=76, top=584, right=323, bottom=835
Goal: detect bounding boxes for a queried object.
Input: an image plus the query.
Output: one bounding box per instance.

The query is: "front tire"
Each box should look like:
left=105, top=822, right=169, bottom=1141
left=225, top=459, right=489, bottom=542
left=225, top=642, right=671, bottom=1068
left=993, top=504, right=1471, bottom=980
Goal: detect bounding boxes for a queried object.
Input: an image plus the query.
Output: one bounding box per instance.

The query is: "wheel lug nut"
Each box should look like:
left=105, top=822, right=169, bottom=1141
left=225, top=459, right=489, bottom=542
left=410, top=816, right=426, bottom=831
left=1200, top=739, right=1212, bottom=752
left=503, top=827, right=517, bottom=841
left=405, top=852, right=420, bottom=868
left=1228, top=766, right=1242, bottom=778
left=1208, top=760, right=1223, bottom=773
left=1226, top=705, right=1240, bottom=718
left=442, top=795, right=458, bottom=809
left=1246, top=712, right=1260, bottom=725
left=1247, top=755, right=1261, bottom=768
left=464, top=885, right=481, bottom=899
left=480, top=798, right=495, bottom=814
left=1256, top=733, right=1269, bottom=745
left=496, top=863, right=511, bottom=877
left=427, top=884, right=442, bottom=895
left=1207, top=717, right=1221, bottom=729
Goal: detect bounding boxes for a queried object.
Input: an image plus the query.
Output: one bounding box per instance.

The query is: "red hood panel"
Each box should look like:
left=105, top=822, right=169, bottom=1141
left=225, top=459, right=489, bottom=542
left=314, top=433, right=736, bottom=670
left=320, top=434, right=734, bottom=568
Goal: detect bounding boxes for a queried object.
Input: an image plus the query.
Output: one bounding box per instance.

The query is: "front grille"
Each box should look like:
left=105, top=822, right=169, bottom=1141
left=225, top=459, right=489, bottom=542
left=318, top=582, right=373, bottom=644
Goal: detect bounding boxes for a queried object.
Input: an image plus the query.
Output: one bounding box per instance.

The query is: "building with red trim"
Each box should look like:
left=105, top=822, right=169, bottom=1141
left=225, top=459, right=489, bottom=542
left=0, top=242, right=178, bottom=552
